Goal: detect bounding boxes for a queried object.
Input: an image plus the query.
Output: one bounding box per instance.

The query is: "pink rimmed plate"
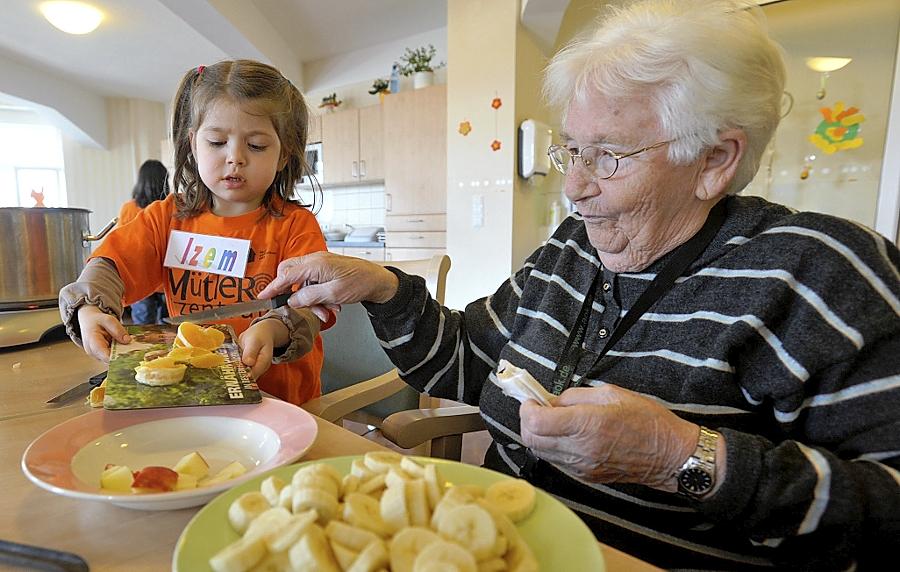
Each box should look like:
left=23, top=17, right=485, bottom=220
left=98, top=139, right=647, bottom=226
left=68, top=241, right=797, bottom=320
left=21, top=397, right=317, bottom=510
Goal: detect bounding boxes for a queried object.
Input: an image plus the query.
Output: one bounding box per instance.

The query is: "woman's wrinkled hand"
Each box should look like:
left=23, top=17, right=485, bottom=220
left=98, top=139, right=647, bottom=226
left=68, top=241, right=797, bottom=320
left=257, top=252, right=399, bottom=321
left=520, top=385, right=699, bottom=491
left=76, top=304, right=131, bottom=362
left=238, top=318, right=289, bottom=380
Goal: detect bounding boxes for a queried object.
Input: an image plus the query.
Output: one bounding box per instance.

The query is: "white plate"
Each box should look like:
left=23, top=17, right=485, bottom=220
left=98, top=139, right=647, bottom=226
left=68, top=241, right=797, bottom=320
left=21, top=397, right=317, bottom=510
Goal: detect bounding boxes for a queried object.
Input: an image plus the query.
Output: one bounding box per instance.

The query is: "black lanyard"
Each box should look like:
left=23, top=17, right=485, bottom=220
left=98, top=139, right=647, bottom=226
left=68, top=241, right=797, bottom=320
left=550, top=200, right=727, bottom=395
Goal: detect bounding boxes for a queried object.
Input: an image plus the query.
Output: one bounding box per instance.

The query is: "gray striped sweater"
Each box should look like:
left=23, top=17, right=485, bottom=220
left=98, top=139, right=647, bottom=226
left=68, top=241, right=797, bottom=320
left=364, top=196, right=900, bottom=570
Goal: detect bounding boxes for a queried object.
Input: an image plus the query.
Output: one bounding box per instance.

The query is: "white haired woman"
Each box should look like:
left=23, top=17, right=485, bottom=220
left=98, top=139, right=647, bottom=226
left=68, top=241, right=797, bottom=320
left=260, top=1, right=900, bottom=568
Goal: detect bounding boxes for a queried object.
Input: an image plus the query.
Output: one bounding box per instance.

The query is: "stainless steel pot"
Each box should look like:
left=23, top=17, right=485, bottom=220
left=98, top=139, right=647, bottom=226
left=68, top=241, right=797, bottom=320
left=0, top=208, right=116, bottom=310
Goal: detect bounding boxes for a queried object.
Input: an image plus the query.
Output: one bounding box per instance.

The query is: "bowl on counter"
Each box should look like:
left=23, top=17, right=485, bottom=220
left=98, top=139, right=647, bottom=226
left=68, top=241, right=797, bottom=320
left=323, top=229, right=347, bottom=241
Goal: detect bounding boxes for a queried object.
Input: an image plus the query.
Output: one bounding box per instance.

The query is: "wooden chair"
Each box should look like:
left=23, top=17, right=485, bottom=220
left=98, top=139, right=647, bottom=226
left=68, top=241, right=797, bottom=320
left=302, top=254, right=485, bottom=460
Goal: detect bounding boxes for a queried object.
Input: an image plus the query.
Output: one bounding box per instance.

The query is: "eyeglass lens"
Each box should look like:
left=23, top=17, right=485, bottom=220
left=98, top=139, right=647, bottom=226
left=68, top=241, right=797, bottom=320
left=550, top=146, right=618, bottom=178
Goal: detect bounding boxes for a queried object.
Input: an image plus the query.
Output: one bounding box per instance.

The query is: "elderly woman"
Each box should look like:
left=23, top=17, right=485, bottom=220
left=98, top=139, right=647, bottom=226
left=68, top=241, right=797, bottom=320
left=260, top=0, right=900, bottom=568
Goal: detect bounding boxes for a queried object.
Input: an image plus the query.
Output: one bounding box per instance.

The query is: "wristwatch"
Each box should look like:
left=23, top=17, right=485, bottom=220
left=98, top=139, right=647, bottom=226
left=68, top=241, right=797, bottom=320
left=675, top=426, right=719, bottom=498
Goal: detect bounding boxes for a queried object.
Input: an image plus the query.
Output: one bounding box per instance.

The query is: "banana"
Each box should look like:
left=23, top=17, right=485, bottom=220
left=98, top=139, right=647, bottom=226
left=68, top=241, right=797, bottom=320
left=209, top=536, right=267, bottom=572
left=430, top=487, right=479, bottom=530
left=483, top=480, right=536, bottom=524
left=342, top=474, right=360, bottom=498
left=292, top=487, right=339, bottom=524
left=400, top=457, right=425, bottom=478
left=385, top=467, right=413, bottom=490
left=288, top=523, right=340, bottom=572
left=260, top=475, right=287, bottom=507
left=343, top=492, right=391, bottom=537
left=276, top=484, right=294, bottom=510
left=477, top=557, right=508, bottom=572
left=453, top=484, right=485, bottom=499
left=329, top=539, right=359, bottom=570
left=389, top=527, right=440, bottom=572
left=292, top=472, right=340, bottom=499
left=423, top=463, right=446, bottom=511
left=347, top=539, right=389, bottom=572
left=244, top=507, right=293, bottom=544
left=247, top=551, right=289, bottom=572
left=294, top=463, right=342, bottom=490
left=364, top=451, right=403, bottom=474
left=325, top=520, right=380, bottom=551
left=406, top=479, right=430, bottom=527
left=412, top=540, right=477, bottom=572
left=351, top=459, right=375, bottom=480
left=358, top=473, right=387, bottom=496
left=266, top=509, right=318, bottom=553
left=435, top=504, right=498, bottom=561
left=379, top=479, right=410, bottom=534
left=493, top=360, right=553, bottom=407
left=504, top=536, right=538, bottom=572
left=228, top=492, right=272, bottom=535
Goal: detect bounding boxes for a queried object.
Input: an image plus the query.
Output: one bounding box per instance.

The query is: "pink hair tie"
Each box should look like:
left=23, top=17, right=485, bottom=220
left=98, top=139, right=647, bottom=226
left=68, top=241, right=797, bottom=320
left=197, top=65, right=206, bottom=76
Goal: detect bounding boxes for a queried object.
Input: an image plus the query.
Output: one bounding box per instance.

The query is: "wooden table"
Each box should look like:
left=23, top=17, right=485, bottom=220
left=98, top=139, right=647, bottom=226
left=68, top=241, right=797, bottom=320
left=0, top=340, right=659, bottom=571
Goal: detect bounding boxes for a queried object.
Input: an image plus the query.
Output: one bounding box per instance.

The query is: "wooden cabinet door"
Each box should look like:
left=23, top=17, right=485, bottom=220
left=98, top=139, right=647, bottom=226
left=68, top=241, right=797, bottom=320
left=322, top=108, right=360, bottom=185
left=358, top=104, right=384, bottom=181
left=307, top=112, right=322, bottom=144
left=383, top=85, right=447, bottom=215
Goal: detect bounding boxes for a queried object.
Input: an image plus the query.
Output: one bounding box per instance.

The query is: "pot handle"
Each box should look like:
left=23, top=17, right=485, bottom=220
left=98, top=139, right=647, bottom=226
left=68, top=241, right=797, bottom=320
left=83, top=217, right=118, bottom=246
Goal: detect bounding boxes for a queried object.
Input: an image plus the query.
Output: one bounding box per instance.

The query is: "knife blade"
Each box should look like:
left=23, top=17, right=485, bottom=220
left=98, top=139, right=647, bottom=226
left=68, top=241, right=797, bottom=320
left=46, top=371, right=107, bottom=405
left=163, top=292, right=292, bottom=325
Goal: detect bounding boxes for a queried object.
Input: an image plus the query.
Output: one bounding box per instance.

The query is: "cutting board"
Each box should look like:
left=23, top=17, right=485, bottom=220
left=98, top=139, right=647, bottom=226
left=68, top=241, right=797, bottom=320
left=103, top=324, right=260, bottom=410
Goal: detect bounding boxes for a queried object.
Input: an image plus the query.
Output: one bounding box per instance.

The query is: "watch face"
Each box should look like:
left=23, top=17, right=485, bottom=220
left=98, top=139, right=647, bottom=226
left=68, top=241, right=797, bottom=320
left=678, top=467, right=713, bottom=495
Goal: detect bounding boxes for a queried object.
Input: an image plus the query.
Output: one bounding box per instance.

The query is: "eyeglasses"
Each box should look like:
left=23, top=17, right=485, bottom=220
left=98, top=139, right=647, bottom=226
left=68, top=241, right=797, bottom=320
left=547, top=140, right=673, bottom=179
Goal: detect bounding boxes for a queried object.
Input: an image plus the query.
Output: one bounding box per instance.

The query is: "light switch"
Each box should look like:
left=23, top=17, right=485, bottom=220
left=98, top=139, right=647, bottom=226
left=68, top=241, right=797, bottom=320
left=471, top=194, right=484, bottom=228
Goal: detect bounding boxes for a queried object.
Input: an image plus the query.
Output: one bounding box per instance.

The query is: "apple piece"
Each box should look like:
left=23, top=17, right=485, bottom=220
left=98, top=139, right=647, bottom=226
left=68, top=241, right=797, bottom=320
left=199, top=461, right=248, bottom=487
left=131, top=466, right=179, bottom=493
left=175, top=472, right=198, bottom=490
left=173, top=451, right=210, bottom=479
left=100, top=465, right=133, bottom=492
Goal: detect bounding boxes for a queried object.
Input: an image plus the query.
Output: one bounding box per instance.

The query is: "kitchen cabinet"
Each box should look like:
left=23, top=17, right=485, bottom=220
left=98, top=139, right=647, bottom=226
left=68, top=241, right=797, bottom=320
left=385, top=247, right=445, bottom=262
left=329, top=246, right=385, bottom=261
left=383, top=85, right=447, bottom=219
left=322, top=105, right=383, bottom=185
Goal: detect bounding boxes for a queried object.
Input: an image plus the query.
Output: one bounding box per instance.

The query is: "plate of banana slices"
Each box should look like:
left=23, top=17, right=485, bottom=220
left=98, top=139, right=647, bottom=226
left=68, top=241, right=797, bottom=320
left=173, top=452, right=605, bottom=571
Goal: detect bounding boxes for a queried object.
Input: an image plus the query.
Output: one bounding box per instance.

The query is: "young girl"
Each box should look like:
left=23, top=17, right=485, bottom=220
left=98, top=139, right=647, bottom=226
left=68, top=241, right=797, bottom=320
left=59, top=60, right=329, bottom=405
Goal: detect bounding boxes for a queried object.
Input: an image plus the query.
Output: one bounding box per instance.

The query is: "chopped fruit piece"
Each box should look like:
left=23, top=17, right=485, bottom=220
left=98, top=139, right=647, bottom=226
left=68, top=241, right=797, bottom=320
left=134, top=363, right=187, bottom=386
left=138, top=356, right=179, bottom=369
left=100, top=464, right=133, bottom=492
left=131, top=466, right=179, bottom=493
left=175, top=473, right=199, bottom=490
left=174, top=451, right=210, bottom=479
left=165, top=346, right=194, bottom=361
left=176, top=322, right=225, bottom=350
left=200, top=461, right=248, bottom=487
left=189, top=352, right=226, bottom=368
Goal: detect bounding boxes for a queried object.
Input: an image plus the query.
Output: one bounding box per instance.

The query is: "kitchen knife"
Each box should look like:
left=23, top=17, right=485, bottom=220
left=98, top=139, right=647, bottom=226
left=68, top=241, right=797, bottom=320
left=163, top=292, right=292, bottom=325
left=46, top=371, right=107, bottom=405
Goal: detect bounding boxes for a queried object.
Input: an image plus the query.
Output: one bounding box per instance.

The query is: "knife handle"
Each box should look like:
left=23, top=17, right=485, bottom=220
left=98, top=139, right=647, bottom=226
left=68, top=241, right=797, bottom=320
left=273, top=292, right=292, bottom=309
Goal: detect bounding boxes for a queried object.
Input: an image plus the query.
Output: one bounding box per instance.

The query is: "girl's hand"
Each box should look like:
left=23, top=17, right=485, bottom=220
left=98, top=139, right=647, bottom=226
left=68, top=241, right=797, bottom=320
left=76, top=305, right=131, bottom=362
left=238, top=318, right=289, bottom=380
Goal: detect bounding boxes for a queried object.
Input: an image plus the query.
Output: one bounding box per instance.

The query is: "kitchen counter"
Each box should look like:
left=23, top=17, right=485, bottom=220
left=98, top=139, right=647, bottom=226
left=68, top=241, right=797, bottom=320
left=326, top=240, right=385, bottom=249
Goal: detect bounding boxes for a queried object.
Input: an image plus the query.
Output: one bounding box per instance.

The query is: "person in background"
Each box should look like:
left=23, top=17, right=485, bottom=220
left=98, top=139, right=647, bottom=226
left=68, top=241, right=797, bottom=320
left=257, top=0, right=900, bottom=569
left=118, top=159, right=169, bottom=325
left=59, top=59, right=330, bottom=406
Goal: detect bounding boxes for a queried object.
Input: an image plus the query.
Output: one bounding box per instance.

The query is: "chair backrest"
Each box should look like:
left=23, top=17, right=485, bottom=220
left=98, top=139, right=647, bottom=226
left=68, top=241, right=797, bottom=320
left=319, top=254, right=451, bottom=422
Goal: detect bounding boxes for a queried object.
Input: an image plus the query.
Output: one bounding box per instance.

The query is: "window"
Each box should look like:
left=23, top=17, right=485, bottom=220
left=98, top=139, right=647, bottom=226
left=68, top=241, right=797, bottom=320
left=0, top=117, right=67, bottom=208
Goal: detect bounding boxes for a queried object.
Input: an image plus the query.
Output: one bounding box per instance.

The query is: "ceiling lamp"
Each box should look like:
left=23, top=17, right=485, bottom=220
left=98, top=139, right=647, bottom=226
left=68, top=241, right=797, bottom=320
left=40, top=1, right=104, bottom=35
left=805, top=57, right=852, bottom=73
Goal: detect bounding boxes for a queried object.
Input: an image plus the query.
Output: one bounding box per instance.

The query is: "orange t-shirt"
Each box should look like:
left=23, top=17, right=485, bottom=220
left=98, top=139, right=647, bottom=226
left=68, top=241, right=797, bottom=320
left=91, top=194, right=327, bottom=405
left=118, top=200, right=142, bottom=226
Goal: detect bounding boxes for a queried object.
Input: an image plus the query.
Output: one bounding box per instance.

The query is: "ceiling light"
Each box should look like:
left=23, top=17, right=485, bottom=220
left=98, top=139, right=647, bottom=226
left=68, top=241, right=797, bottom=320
left=805, top=57, right=852, bottom=73
left=40, top=1, right=104, bottom=35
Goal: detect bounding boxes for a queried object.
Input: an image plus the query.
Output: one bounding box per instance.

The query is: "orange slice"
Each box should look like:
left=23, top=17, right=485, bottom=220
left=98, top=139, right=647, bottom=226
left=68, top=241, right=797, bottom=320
left=166, top=346, right=194, bottom=361
left=139, top=356, right=180, bottom=369
left=188, top=352, right=226, bottom=368
left=175, top=323, right=225, bottom=351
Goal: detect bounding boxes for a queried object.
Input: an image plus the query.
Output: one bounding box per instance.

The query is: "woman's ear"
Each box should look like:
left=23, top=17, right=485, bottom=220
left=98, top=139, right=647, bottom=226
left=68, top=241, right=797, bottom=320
left=695, top=128, right=745, bottom=201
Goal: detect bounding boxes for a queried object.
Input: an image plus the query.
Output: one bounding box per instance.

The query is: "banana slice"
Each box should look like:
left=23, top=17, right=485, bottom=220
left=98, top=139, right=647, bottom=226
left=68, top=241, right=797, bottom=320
left=288, top=524, right=340, bottom=572
left=364, top=451, right=403, bottom=474
left=483, top=479, right=536, bottom=524
left=478, top=557, right=508, bottom=572
left=347, top=539, right=389, bottom=572
left=400, top=457, right=426, bottom=478
left=260, top=475, right=287, bottom=507
left=276, top=484, right=294, bottom=510
left=406, top=479, right=430, bottom=527
left=505, top=536, right=538, bottom=572
left=244, top=507, right=293, bottom=544
left=492, top=359, right=553, bottom=407
left=266, top=509, right=318, bottom=553
left=431, top=486, right=479, bottom=530
left=423, top=463, right=446, bottom=511
left=412, top=539, right=477, bottom=572
left=228, top=492, right=271, bottom=535
left=389, top=527, right=440, bottom=572
left=325, top=520, right=381, bottom=552
left=380, top=479, right=410, bottom=534
left=436, top=504, right=498, bottom=561
left=385, top=467, right=413, bottom=489
left=342, top=474, right=361, bottom=498
left=292, top=487, right=339, bottom=524
left=344, top=492, right=391, bottom=537
left=292, top=472, right=340, bottom=499
left=329, top=539, right=359, bottom=570
left=294, top=463, right=343, bottom=490
left=359, top=473, right=387, bottom=496
left=209, top=536, right=267, bottom=572
left=351, top=458, right=375, bottom=480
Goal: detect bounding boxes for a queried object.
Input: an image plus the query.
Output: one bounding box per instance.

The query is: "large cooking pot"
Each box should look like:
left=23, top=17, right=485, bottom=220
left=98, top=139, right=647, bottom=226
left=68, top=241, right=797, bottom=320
left=0, top=207, right=117, bottom=310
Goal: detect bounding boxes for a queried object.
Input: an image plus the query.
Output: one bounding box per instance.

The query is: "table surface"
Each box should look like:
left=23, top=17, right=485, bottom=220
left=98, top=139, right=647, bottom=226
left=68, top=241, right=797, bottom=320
left=0, top=339, right=659, bottom=571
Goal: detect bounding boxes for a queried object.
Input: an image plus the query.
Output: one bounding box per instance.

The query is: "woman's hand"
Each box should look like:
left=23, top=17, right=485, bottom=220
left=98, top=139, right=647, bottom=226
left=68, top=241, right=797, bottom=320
left=257, top=252, right=399, bottom=320
left=76, top=305, right=131, bottom=362
left=520, top=385, right=700, bottom=491
left=238, top=318, right=289, bottom=380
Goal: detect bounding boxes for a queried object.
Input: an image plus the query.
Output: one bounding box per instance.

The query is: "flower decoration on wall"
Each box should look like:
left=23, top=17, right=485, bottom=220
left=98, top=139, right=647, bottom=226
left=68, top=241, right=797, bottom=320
left=458, top=121, right=472, bottom=136
left=491, top=140, right=502, bottom=151
left=491, top=97, right=502, bottom=110
left=491, top=94, right=503, bottom=152
left=809, top=101, right=865, bottom=154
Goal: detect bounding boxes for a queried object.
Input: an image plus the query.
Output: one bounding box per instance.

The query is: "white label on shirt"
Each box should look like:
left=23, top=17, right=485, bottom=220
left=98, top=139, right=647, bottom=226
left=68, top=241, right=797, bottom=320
left=164, top=230, right=250, bottom=279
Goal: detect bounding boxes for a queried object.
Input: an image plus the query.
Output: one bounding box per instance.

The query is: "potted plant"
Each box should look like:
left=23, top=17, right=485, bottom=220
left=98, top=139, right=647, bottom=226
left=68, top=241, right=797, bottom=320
left=318, top=93, right=342, bottom=113
left=368, top=78, right=390, bottom=103
left=398, top=44, right=444, bottom=89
